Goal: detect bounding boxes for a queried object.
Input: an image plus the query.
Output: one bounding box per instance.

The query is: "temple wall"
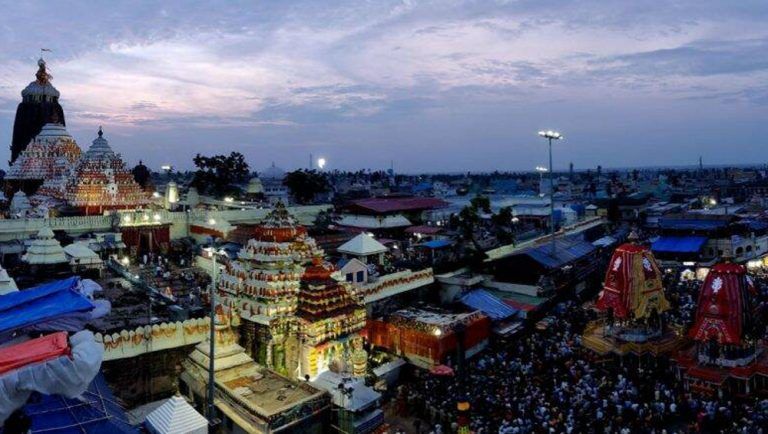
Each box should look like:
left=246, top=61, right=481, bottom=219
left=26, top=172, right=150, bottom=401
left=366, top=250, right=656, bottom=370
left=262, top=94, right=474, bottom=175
left=95, top=317, right=211, bottom=361
left=358, top=268, right=435, bottom=303
left=0, top=205, right=330, bottom=241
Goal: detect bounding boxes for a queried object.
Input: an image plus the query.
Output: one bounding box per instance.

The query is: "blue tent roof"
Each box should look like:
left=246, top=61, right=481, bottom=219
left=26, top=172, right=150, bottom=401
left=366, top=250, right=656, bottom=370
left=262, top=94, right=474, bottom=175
left=521, top=237, right=596, bottom=269
left=0, top=277, right=94, bottom=337
left=659, top=218, right=728, bottom=231
left=420, top=239, right=452, bottom=249
left=651, top=236, right=708, bottom=253
left=460, top=289, right=518, bottom=320
left=2, top=373, right=138, bottom=434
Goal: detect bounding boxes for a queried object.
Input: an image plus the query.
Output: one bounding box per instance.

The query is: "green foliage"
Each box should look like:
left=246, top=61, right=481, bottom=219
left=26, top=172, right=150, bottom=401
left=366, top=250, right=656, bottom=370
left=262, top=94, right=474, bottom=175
left=470, top=195, right=491, bottom=213
left=283, top=169, right=329, bottom=204
left=190, top=152, right=250, bottom=196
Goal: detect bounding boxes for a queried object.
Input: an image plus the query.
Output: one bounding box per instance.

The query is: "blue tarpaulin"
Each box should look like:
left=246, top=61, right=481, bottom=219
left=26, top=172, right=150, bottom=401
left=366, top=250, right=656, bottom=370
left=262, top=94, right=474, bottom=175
left=651, top=236, right=708, bottom=253
left=460, top=289, right=518, bottom=320
left=0, top=373, right=137, bottom=434
left=523, top=237, right=596, bottom=269
left=420, top=239, right=452, bottom=249
left=659, top=219, right=728, bottom=231
left=0, top=277, right=94, bottom=336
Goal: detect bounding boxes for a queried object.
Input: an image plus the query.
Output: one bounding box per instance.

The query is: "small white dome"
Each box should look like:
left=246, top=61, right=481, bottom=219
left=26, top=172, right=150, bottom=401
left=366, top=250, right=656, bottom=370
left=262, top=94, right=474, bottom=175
left=261, top=163, right=286, bottom=180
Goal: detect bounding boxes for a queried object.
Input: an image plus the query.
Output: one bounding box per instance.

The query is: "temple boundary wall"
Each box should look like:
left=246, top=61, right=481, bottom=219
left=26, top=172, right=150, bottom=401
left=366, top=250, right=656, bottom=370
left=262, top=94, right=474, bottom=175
left=0, top=205, right=330, bottom=241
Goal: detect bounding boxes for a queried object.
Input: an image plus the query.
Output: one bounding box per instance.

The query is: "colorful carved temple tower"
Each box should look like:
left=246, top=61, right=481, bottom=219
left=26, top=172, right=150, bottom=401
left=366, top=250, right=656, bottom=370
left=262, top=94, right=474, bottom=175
left=218, top=202, right=366, bottom=379
left=298, top=254, right=367, bottom=379
left=583, top=233, right=682, bottom=357
left=10, top=57, right=66, bottom=164
left=64, top=128, right=149, bottom=215
left=676, top=261, right=767, bottom=396
left=6, top=123, right=82, bottom=197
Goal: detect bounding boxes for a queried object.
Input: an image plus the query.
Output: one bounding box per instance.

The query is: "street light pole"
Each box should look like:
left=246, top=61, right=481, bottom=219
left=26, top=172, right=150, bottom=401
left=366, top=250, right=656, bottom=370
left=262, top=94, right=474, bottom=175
left=538, top=131, right=564, bottom=255
left=207, top=250, right=217, bottom=424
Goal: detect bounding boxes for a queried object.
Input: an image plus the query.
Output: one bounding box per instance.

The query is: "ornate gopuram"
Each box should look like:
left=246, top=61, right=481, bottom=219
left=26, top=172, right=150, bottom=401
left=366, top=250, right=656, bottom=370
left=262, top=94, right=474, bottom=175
left=583, top=233, right=684, bottom=358
left=675, top=261, right=768, bottom=397
left=297, top=254, right=367, bottom=379
left=64, top=128, right=150, bottom=215
left=218, top=202, right=367, bottom=379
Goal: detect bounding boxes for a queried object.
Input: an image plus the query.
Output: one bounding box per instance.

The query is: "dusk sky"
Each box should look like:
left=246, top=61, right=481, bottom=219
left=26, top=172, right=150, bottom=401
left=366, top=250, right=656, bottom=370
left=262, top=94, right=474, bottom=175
left=1, top=0, right=767, bottom=173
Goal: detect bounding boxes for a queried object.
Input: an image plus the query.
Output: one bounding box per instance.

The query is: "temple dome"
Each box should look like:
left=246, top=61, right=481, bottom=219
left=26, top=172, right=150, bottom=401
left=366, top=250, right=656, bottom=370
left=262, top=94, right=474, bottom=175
left=246, top=177, right=264, bottom=194
left=83, top=127, right=114, bottom=159
left=6, top=122, right=82, bottom=189
left=11, top=58, right=67, bottom=163
left=35, top=123, right=72, bottom=141
left=0, top=263, right=19, bottom=295
left=24, top=226, right=67, bottom=265
left=20, top=59, right=60, bottom=100
left=261, top=163, right=286, bottom=180
left=64, top=128, right=150, bottom=214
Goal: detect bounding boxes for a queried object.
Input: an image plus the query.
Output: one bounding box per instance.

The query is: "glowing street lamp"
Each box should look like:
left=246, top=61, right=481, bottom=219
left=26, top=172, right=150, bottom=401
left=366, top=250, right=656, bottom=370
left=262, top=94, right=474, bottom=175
left=538, top=130, right=564, bottom=255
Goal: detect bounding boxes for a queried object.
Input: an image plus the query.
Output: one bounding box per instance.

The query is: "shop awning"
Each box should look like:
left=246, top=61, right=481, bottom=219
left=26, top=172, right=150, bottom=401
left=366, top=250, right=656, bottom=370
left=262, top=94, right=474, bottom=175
left=651, top=236, right=708, bottom=253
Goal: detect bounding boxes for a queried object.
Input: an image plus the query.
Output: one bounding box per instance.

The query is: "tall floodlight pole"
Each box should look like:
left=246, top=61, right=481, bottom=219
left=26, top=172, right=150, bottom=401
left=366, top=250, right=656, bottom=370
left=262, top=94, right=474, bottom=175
left=538, top=131, right=564, bottom=255
left=207, top=249, right=218, bottom=423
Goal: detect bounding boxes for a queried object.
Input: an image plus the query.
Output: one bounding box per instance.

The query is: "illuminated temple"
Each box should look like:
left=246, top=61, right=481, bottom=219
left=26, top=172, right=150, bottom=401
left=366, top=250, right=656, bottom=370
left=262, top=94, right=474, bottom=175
left=675, top=261, right=768, bottom=396
left=5, top=122, right=82, bottom=197
left=64, top=127, right=150, bottom=214
left=5, top=58, right=150, bottom=215
left=583, top=233, right=683, bottom=357
left=218, top=202, right=367, bottom=379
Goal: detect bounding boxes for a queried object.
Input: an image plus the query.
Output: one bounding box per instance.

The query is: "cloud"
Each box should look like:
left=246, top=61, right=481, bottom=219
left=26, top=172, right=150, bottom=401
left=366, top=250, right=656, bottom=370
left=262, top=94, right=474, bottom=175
left=0, top=0, right=767, bottom=171
left=595, top=38, right=768, bottom=77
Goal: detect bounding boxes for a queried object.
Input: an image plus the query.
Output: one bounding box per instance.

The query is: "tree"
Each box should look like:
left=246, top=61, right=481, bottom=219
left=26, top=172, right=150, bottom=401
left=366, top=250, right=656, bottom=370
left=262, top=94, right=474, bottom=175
left=283, top=170, right=329, bottom=204
left=131, top=161, right=151, bottom=189
left=491, top=206, right=516, bottom=245
left=190, top=152, right=250, bottom=196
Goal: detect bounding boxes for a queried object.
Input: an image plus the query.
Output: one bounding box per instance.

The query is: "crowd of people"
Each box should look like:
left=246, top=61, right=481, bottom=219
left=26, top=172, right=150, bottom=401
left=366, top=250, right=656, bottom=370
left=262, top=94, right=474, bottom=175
left=397, top=272, right=768, bottom=433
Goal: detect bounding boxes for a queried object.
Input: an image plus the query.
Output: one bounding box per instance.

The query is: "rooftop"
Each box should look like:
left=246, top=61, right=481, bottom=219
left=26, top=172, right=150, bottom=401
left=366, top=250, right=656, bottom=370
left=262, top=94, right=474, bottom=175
left=347, top=197, right=449, bottom=214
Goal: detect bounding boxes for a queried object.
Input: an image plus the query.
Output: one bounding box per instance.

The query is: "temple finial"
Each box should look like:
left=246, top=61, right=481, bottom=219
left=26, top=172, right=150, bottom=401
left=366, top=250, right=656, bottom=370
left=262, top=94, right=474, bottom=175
left=98, top=126, right=103, bottom=138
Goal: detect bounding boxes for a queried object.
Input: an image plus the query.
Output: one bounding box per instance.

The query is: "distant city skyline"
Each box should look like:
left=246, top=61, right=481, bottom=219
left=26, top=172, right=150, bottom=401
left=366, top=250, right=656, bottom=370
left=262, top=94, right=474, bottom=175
left=1, top=0, right=767, bottom=173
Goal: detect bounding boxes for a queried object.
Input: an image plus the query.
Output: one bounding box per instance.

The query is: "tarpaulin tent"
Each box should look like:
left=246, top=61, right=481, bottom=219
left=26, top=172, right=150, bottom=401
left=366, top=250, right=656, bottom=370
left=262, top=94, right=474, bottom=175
left=651, top=236, right=708, bottom=254
left=0, top=332, right=69, bottom=376
left=0, top=277, right=94, bottom=339
left=0, top=373, right=137, bottom=434
left=0, top=330, right=103, bottom=424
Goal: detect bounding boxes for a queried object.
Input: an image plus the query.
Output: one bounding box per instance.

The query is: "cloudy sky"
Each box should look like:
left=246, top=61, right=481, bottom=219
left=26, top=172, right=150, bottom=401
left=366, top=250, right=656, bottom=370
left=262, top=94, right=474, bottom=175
left=1, top=0, right=766, bottom=173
